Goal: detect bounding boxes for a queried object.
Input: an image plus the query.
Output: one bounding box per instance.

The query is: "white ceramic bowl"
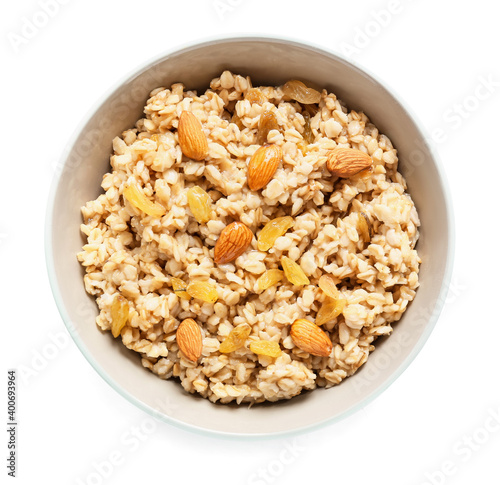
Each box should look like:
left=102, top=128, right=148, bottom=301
left=46, top=35, right=454, bottom=438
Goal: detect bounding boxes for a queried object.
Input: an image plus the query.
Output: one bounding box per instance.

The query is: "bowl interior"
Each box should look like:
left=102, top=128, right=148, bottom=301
left=47, top=37, right=452, bottom=436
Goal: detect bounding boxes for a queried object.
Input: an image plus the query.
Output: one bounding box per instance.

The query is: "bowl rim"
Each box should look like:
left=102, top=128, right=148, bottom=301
left=45, top=33, right=455, bottom=440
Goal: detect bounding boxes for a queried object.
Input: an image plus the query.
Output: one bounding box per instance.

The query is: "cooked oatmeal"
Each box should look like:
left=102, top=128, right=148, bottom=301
left=77, top=71, right=421, bottom=404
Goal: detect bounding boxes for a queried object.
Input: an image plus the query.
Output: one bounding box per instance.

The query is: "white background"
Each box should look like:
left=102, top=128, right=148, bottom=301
left=2, top=1, right=500, bottom=484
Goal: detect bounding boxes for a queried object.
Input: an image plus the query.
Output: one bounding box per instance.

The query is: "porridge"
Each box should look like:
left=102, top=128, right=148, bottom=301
left=77, top=71, right=421, bottom=404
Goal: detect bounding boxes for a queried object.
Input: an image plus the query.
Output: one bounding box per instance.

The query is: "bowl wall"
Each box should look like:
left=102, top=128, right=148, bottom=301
left=46, top=36, right=453, bottom=437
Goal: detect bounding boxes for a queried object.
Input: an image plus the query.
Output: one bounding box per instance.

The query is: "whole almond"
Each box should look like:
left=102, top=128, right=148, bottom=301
left=178, top=111, right=209, bottom=161
left=248, top=144, right=282, bottom=191
left=326, top=147, right=372, bottom=178
left=176, top=318, right=203, bottom=362
left=214, top=221, right=253, bottom=264
left=290, top=318, right=333, bottom=357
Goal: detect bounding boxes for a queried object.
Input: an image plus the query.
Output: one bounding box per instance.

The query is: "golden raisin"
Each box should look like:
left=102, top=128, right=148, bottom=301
left=219, top=324, right=251, bottom=353
left=111, top=295, right=129, bottom=338
left=316, top=298, right=346, bottom=326
left=123, top=184, right=165, bottom=218
left=186, top=281, right=218, bottom=303
left=245, top=88, right=266, bottom=105
left=187, top=186, right=212, bottom=224
left=352, top=166, right=374, bottom=181
left=303, top=104, right=319, bottom=117
left=302, top=111, right=315, bottom=144
left=296, top=141, right=308, bottom=156
left=357, top=212, right=372, bottom=243
left=257, top=217, right=294, bottom=251
left=257, top=109, right=279, bottom=145
left=256, top=269, right=284, bottom=291
left=318, top=274, right=339, bottom=299
left=249, top=340, right=281, bottom=358
left=283, top=80, right=321, bottom=104
left=231, top=112, right=245, bottom=130
left=171, top=277, right=191, bottom=301
left=281, top=256, right=310, bottom=286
